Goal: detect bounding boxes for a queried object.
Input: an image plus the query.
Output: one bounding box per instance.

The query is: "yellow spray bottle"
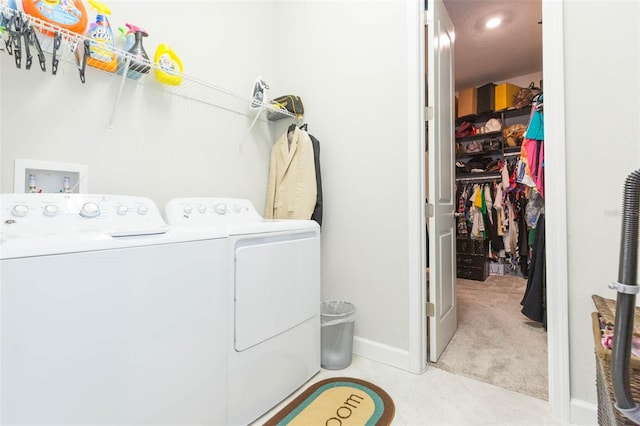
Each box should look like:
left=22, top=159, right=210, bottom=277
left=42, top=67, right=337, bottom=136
left=86, top=0, right=117, bottom=73
left=154, top=44, right=183, bottom=86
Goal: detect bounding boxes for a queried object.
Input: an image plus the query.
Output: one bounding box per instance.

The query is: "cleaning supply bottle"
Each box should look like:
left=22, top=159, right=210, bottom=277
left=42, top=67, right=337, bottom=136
left=125, top=23, right=150, bottom=80
left=115, top=26, right=135, bottom=76
left=154, top=44, right=183, bottom=86
left=2, top=0, right=17, bottom=11
left=86, top=0, right=117, bottom=73
left=22, top=0, right=88, bottom=36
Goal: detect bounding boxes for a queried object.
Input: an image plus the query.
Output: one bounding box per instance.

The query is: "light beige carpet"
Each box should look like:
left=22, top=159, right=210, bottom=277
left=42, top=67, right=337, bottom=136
left=434, top=274, right=548, bottom=400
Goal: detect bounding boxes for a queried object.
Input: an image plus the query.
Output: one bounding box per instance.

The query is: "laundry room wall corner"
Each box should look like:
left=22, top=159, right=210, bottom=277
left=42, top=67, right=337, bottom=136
left=272, top=1, right=414, bottom=368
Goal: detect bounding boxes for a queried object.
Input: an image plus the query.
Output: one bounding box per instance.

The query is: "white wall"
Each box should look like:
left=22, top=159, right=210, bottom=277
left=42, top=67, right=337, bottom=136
left=1, top=1, right=283, bottom=208
left=1, top=0, right=415, bottom=365
left=562, top=0, right=640, bottom=415
left=273, top=1, right=412, bottom=356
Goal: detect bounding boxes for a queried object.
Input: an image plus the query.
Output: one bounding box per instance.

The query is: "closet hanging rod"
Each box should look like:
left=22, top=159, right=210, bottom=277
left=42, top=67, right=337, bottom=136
left=455, top=173, right=501, bottom=183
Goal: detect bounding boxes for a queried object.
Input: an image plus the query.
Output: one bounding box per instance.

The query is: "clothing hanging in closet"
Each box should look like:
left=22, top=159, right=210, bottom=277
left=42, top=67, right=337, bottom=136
left=521, top=214, right=546, bottom=328
left=455, top=156, right=537, bottom=276
left=518, top=94, right=546, bottom=326
left=517, top=95, right=545, bottom=197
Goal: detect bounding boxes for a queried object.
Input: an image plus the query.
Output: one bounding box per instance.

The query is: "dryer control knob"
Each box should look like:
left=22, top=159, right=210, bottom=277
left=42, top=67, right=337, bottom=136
left=214, top=203, right=227, bottom=215
left=79, top=202, right=100, bottom=218
left=233, top=204, right=241, bottom=213
left=43, top=204, right=59, bottom=217
left=198, top=205, right=207, bottom=214
left=183, top=205, right=193, bottom=214
left=137, top=204, right=149, bottom=215
left=116, top=205, right=129, bottom=215
left=11, top=204, right=29, bottom=217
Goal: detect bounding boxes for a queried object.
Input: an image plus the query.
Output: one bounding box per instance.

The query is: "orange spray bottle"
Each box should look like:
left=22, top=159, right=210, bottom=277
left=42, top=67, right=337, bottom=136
left=86, top=0, right=117, bottom=73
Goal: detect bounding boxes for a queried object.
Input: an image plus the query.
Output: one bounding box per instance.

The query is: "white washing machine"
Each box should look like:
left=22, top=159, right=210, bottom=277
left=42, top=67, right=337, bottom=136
left=165, top=197, right=321, bottom=425
left=1, top=193, right=229, bottom=425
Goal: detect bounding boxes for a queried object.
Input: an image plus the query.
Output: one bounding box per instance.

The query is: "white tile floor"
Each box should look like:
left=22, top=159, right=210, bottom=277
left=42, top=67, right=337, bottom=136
left=252, top=355, right=569, bottom=426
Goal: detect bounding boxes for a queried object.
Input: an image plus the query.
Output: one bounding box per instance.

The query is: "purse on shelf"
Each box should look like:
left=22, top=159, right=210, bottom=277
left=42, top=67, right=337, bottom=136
left=513, top=88, right=534, bottom=109
left=504, top=124, right=527, bottom=147
left=482, top=118, right=502, bottom=133
left=465, top=140, right=483, bottom=153
left=456, top=121, right=477, bottom=138
left=267, top=95, right=305, bottom=121
left=483, top=138, right=501, bottom=151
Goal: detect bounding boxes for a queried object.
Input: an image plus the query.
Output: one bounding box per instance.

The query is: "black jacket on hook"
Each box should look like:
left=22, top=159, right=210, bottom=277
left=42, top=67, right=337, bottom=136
left=308, top=133, right=323, bottom=226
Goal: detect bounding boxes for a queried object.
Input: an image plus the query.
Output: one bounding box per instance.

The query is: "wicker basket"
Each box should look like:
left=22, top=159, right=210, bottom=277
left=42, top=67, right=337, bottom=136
left=592, top=295, right=640, bottom=425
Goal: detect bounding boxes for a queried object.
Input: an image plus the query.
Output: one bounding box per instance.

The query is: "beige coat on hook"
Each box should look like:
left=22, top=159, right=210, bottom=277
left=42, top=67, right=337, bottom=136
left=264, top=127, right=317, bottom=220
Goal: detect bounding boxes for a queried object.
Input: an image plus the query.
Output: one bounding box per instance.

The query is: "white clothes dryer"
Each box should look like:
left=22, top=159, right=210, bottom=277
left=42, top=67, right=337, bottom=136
left=165, top=197, right=321, bottom=425
left=1, top=194, right=229, bottom=425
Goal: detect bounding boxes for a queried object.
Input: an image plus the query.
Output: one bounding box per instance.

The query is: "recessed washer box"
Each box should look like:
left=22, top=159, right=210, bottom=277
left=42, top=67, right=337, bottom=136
left=14, top=159, right=88, bottom=194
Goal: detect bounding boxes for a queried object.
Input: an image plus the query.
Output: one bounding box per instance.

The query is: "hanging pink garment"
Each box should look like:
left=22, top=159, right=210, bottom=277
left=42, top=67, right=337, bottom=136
left=521, top=138, right=545, bottom=197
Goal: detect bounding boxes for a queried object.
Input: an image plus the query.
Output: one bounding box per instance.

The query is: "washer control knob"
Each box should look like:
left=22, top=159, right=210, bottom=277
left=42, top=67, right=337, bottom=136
left=137, top=204, right=149, bottom=215
left=79, top=202, right=100, bottom=218
left=43, top=205, right=59, bottom=217
left=116, top=205, right=129, bottom=215
left=233, top=204, right=242, bottom=213
left=183, top=205, right=193, bottom=214
left=11, top=204, right=29, bottom=217
left=198, top=205, right=207, bottom=214
left=214, top=203, right=227, bottom=215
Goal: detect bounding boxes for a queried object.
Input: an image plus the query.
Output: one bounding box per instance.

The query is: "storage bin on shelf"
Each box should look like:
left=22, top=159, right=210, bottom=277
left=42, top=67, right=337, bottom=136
left=477, top=83, right=496, bottom=113
left=495, top=82, right=521, bottom=110
left=457, top=87, right=477, bottom=118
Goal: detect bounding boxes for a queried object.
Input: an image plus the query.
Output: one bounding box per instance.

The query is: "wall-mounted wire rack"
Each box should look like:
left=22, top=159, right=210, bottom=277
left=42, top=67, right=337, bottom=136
left=0, top=4, right=297, bottom=130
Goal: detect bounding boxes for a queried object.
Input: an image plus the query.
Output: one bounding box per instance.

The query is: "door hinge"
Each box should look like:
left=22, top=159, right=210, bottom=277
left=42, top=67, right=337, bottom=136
left=426, top=203, right=435, bottom=218
left=426, top=302, right=435, bottom=317
left=424, top=106, right=433, bottom=121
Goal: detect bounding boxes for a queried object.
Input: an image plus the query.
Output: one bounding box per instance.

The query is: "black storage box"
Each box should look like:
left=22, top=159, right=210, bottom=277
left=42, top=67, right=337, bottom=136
left=456, top=237, right=489, bottom=281
left=477, top=83, right=496, bottom=113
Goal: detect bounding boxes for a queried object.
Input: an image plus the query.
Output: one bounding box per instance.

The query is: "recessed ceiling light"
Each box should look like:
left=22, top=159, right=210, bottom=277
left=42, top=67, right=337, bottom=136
left=486, top=17, right=502, bottom=29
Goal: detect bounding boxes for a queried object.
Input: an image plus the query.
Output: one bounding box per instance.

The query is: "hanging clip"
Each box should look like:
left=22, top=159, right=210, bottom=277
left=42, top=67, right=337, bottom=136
left=22, top=21, right=32, bottom=70
left=52, top=31, right=61, bottom=75
left=74, top=39, right=90, bottom=83
left=10, top=14, right=22, bottom=68
left=27, top=24, right=46, bottom=72
left=609, top=281, right=640, bottom=295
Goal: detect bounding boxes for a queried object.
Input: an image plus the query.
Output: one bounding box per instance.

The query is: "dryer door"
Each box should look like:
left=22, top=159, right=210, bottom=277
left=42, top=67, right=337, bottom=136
left=234, top=231, right=320, bottom=351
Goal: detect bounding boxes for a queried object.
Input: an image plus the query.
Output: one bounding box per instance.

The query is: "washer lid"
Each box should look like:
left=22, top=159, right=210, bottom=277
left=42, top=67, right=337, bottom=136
left=1, top=193, right=167, bottom=237
left=164, top=197, right=319, bottom=235
left=0, top=194, right=226, bottom=259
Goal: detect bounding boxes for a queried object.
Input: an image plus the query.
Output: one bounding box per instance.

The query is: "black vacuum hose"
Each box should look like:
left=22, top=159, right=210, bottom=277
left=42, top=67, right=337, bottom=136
left=612, top=169, right=640, bottom=423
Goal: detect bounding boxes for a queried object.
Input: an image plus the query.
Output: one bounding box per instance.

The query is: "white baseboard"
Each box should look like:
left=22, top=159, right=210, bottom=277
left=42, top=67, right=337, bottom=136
left=570, top=398, right=597, bottom=425
left=352, top=336, right=411, bottom=371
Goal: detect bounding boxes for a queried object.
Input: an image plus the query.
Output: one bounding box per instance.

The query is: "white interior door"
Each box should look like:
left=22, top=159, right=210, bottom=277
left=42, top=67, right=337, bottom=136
left=426, top=0, right=456, bottom=362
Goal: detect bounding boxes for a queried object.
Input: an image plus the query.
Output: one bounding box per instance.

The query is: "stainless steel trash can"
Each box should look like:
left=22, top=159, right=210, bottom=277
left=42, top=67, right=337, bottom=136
left=321, top=301, right=356, bottom=370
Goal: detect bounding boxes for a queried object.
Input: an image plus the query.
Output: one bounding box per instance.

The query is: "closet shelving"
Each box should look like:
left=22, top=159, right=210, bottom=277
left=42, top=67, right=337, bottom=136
left=0, top=5, right=297, bottom=128
left=454, top=105, right=532, bottom=281
left=455, top=105, right=531, bottom=181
